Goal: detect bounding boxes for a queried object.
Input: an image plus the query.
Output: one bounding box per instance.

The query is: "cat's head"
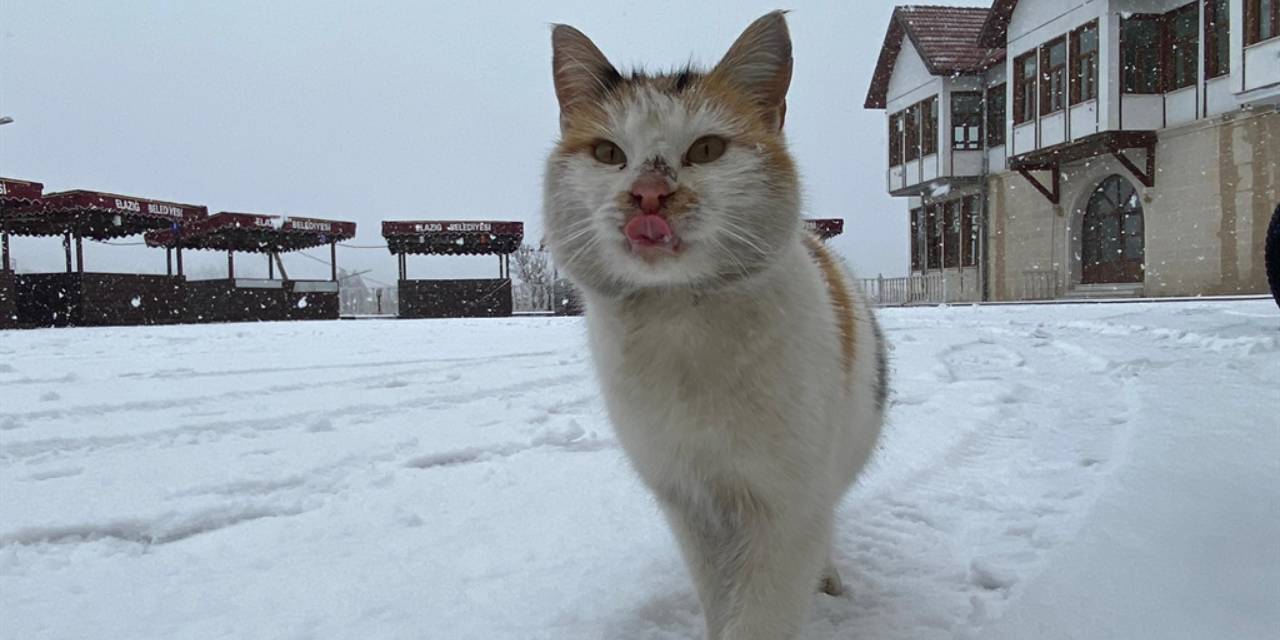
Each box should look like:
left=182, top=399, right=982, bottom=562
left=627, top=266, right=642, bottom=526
left=542, top=11, right=801, bottom=297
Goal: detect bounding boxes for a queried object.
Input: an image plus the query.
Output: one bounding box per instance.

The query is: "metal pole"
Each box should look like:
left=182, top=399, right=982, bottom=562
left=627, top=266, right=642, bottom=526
left=176, top=246, right=184, bottom=277
left=167, top=248, right=173, bottom=276
left=330, top=241, right=337, bottom=282
left=227, top=250, right=235, bottom=279
left=1, top=225, right=9, bottom=274
left=75, top=234, right=84, bottom=274
left=63, top=232, right=72, bottom=273
left=268, top=253, right=274, bottom=279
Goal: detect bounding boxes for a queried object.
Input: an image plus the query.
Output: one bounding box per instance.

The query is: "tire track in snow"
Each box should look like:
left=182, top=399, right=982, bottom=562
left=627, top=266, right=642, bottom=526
left=0, top=371, right=590, bottom=463
left=810, top=324, right=1139, bottom=639
left=0, top=350, right=566, bottom=423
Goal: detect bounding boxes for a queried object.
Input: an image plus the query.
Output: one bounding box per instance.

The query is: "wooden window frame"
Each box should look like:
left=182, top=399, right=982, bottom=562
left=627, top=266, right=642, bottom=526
left=889, top=112, right=903, bottom=166
left=921, top=97, right=938, bottom=157
left=1246, top=0, right=1280, bottom=45
left=1070, top=21, right=1099, bottom=104
left=986, top=83, right=1007, bottom=147
left=1013, top=51, right=1037, bottom=124
left=1121, top=14, right=1165, bottom=94
left=1205, top=0, right=1230, bottom=78
left=962, top=196, right=979, bottom=268
left=904, top=104, right=920, bottom=163
left=926, top=204, right=942, bottom=271
left=951, top=92, right=984, bottom=151
left=1165, top=3, right=1200, bottom=92
left=910, top=208, right=923, bottom=272
left=943, top=200, right=962, bottom=269
left=1040, top=36, right=1067, bottom=116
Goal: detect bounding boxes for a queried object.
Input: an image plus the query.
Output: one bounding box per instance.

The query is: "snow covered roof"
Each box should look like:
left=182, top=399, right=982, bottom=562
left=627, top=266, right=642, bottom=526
left=3, top=188, right=207, bottom=240
left=382, top=220, right=524, bottom=256
left=864, top=5, right=1005, bottom=109
left=145, top=212, right=356, bottom=253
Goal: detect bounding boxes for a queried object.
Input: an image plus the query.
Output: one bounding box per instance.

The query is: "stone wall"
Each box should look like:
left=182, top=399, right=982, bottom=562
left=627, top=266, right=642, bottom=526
left=987, top=108, right=1278, bottom=300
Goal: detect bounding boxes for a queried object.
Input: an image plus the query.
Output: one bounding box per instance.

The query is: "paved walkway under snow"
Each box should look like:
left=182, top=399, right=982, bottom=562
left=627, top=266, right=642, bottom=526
left=1, top=301, right=1276, bottom=639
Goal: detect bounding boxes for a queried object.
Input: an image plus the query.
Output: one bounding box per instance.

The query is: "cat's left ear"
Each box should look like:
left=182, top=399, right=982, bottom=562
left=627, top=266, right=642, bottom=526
left=710, top=11, right=793, bottom=131
left=551, top=24, right=621, bottom=129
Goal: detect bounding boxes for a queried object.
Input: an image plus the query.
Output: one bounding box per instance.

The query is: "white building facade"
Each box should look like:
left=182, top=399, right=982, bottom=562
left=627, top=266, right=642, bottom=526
left=866, top=1, right=1279, bottom=302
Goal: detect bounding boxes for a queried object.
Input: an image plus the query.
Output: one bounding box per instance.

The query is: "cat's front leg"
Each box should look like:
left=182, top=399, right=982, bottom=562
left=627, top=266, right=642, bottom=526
left=661, top=483, right=832, bottom=640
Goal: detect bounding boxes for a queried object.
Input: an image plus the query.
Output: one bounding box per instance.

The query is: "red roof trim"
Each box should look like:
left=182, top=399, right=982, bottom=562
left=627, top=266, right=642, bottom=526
left=0, top=177, right=44, bottom=206
left=41, top=189, right=208, bottom=222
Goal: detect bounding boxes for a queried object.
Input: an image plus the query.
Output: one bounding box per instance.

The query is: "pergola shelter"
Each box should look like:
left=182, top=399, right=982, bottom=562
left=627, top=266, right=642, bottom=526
left=382, top=220, right=523, bottom=318
left=146, top=212, right=356, bottom=323
left=2, top=187, right=207, bottom=327
left=0, top=178, right=46, bottom=329
left=804, top=218, right=845, bottom=240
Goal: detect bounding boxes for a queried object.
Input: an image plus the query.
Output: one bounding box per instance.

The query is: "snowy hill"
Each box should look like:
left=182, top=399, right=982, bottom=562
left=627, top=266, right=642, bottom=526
left=1, top=301, right=1277, bottom=639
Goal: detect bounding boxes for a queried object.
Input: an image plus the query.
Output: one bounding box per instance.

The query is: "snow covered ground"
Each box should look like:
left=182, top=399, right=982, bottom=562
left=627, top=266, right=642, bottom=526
left=1, top=300, right=1277, bottom=640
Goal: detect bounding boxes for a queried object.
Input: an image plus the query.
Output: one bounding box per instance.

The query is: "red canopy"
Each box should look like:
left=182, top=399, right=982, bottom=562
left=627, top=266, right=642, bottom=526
left=0, top=178, right=44, bottom=212
left=382, top=220, right=524, bottom=256
left=2, top=188, right=207, bottom=239
left=804, top=218, right=844, bottom=240
left=145, top=212, right=357, bottom=253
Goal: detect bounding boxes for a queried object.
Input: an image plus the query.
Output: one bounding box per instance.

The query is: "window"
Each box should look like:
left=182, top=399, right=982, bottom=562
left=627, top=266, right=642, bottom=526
left=962, top=196, right=980, bottom=268
left=1070, top=21, right=1099, bottom=104
left=1166, top=4, right=1199, bottom=91
left=910, top=208, right=923, bottom=272
left=889, top=113, right=903, bottom=166
left=987, top=84, right=1006, bottom=147
left=1247, top=0, right=1280, bottom=44
left=921, top=97, right=938, bottom=156
left=926, top=204, right=941, bottom=270
left=1013, top=51, right=1037, bottom=124
left=904, top=103, right=920, bottom=162
left=951, top=92, right=983, bottom=150
left=1122, top=15, right=1163, bottom=93
left=944, top=200, right=962, bottom=269
left=1206, top=0, right=1230, bottom=78
left=1039, top=37, right=1067, bottom=115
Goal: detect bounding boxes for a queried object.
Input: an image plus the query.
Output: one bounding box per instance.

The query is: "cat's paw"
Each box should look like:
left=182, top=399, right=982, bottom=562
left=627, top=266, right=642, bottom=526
left=819, top=564, right=845, bottom=597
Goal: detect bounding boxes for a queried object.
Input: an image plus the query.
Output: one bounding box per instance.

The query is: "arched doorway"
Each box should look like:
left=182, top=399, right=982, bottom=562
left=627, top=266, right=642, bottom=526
left=1081, top=175, right=1144, bottom=284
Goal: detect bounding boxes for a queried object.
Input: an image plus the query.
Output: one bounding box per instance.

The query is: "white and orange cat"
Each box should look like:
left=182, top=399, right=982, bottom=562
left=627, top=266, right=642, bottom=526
left=542, top=11, right=886, bottom=639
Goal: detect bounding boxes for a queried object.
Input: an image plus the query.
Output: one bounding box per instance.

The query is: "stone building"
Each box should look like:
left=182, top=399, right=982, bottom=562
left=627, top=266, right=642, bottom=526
left=865, top=1, right=1279, bottom=301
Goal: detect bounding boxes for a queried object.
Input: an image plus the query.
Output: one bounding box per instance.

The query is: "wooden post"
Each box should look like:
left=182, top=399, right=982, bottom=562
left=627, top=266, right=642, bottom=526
left=398, top=253, right=406, bottom=281
left=1, top=225, right=9, bottom=274
left=166, top=248, right=173, bottom=276
left=330, top=241, right=337, bottom=282
left=75, top=234, right=84, bottom=274
left=227, top=250, right=235, bottom=279
left=64, top=232, right=73, bottom=273
left=268, top=253, right=274, bottom=279
left=176, top=246, right=185, bottom=277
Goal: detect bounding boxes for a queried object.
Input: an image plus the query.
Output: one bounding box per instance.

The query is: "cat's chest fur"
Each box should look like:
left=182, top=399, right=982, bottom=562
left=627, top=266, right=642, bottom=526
left=583, top=243, right=841, bottom=495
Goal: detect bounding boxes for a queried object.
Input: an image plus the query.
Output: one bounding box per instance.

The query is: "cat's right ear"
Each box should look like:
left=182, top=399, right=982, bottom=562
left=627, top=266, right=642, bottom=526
left=551, top=25, right=620, bottom=126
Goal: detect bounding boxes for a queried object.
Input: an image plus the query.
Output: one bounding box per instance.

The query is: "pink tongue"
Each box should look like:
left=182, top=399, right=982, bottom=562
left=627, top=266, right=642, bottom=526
left=624, top=215, right=673, bottom=245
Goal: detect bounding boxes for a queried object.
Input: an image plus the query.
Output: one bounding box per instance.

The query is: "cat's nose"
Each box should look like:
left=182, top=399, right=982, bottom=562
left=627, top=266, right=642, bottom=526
left=631, top=176, right=672, bottom=215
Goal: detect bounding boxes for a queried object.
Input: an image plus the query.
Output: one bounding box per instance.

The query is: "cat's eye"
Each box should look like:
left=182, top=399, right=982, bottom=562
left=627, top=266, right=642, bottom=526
left=685, top=136, right=727, bottom=165
left=593, top=141, right=626, bottom=165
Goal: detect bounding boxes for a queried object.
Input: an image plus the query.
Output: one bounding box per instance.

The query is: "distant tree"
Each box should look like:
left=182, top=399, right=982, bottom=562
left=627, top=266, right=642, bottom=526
left=511, top=244, right=553, bottom=311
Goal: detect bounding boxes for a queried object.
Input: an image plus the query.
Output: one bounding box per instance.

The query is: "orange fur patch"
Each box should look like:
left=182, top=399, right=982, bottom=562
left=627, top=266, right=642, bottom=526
left=804, top=235, right=856, bottom=377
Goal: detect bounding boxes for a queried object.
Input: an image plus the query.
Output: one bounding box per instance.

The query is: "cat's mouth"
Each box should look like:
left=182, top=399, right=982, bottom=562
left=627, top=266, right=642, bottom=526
left=624, top=214, right=682, bottom=257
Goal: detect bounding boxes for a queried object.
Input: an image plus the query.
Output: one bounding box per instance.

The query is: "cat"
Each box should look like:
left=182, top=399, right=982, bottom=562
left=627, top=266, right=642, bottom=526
left=541, top=11, right=887, bottom=639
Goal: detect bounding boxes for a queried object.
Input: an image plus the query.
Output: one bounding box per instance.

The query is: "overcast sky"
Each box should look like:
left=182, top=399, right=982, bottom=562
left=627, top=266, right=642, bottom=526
left=1, top=0, right=983, bottom=285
